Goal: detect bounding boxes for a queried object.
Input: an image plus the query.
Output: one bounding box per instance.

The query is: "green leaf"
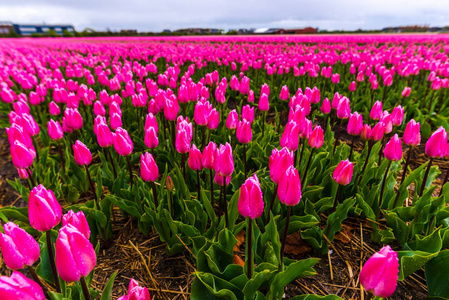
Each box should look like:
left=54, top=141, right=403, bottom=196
left=324, top=198, right=356, bottom=242
left=397, top=250, right=439, bottom=281
left=426, top=250, right=449, bottom=299
left=242, top=270, right=273, bottom=300
left=290, top=295, right=343, bottom=300
left=100, top=271, right=118, bottom=300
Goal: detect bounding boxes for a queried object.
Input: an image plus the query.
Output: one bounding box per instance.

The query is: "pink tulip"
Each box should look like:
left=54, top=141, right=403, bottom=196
left=73, top=140, right=92, bottom=166
left=93, top=101, right=106, bottom=116
left=48, top=119, right=64, bottom=140
left=239, top=76, right=250, bottom=95
left=360, top=124, right=372, bottom=141
left=277, top=166, right=302, bottom=206
left=113, top=128, right=134, bottom=156
left=269, top=147, right=294, bottom=184
left=370, top=122, right=386, bottom=141
left=214, top=172, right=231, bottom=186
left=144, top=127, right=159, bottom=149
left=384, top=134, right=403, bottom=161
left=145, top=113, right=158, bottom=132
left=29, top=184, right=62, bottom=232
left=202, top=142, right=217, bottom=170
left=401, top=87, right=411, bottom=98
left=370, top=101, right=383, bottom=120
left=238, top=174, right=264, bottom=219
left=360, top=245, right=398, bottom=298
left=96, top=123, right=114, bottom=148
left=17, top=168, right=29, bottom=180
left=49, top=101, right=61, bottom=116
left=331, top=73, right=340, bottom=84
left=242, top=105, right=254, bottom=123
left=0, top=222, right=40, bottom=270
left=55, top=225, right=96, bottom=282
left=194, top=100, right=211, bottom=126
left=119, top=278, right=151, bottom=300
left=321, top=98, right=331, bottom=114
left=259, top=93, right=269, bottom=112
left=226, top=109, right=239, bottom=130
left=215, top=143, right=234, bottom=177
left=390, top=106, right=404, bottom=126
left=279, top=85, right=289, bottom=101
left=347, top=112, right=363, bottom=136
left=280, top=120, right=300, bottom=151
left=62, top=210, right=91, bottom=239
left=175, top=116, right=193, bottom=154
left=333, top=159, right=353, bottom=186
left=10, top=141, right=34, bottom=169
left=247, top=90, right=255, bottom=103
left=336, top=97, right=351, bottom=119
left=207, top=108, right=219, bottom=130
left=141, top=152, right=159, bottom=182
left=188, top=144, right=203, bottom=171
left=308, top=125, right=324, bottom=149
left=426, top=126, right=447, bottom=158
left=64, top=108, right=83, bottom=130
left=349, top=81, right=356, bottom=92
left=299, top=118, right=312, bottom=139
left=0, top=271, right=45, bottom=300
left=21, top=114, right=39, bottom=137
left=236, top=120, right=252, bottom=144
left=403, top=119, right=420, bottom=146
left=6, top=124, right=32, bottom=148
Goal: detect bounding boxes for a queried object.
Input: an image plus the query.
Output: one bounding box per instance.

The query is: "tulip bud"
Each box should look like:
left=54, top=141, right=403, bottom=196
left=401, top=87, right=411, bottom=98
left=403, top=119, right=420, bottom=146
left=336, top=97, right=351, bottom=119
left=259, top=93, right=269, bottom=112
left=370, top=101, right=383, bottom=120
left=73, top=140, right=92, bottom=166
left=175, top=116, right=193, bottom=154
left=207, top=108, right=219, bottom=130
left=308, top=125, right=324, bottom=149
left=370, top=122, right=386, bottom=141
left=280, top=120, right=300, bottom=151
left=236, top=120, right=252, bottom=144
left=144, top=127, right=159, bottom=149
left=277, top=166, right=302, bottom=206
left=21, top=114, right=39, bottom=137
left=226, top=109, right=239, bottom=130
left=49, top=101, right=61, bottom=116
left=279, top=85, right=289, bottom=101
left=188, top=144, right=203, bottom=171
left=347, top=112, right=363, bottom=136
left=0, top=271, right=45, bottom=300
left=17, top=168, right=29, bottom=180
left=390, top=106, right=404, bottom=126
left=360, top=124, right=372, bottom=141
left=269, top=147, right=294, bottom=184
left=124, top=279, right=151, bottom=300
left=321, top=98, right=331, bottom=114
left=349, top=81, right=356, bottom=92
left=215, top=143, right=234, bottom=177
left=333, top=159, right=353, bottom=186
left=384, top=134, right=403, bottom=161
left=62, top=210, right=91, bottom=239
left=426, top=126, right=447, bottom=158
left=247, top=90, right=254, bottom=103
left=360, top=245, right=398, bottom=298
left=47, top=119, right=64, bottom=141
left=93, top=101, right=106, bottom=116
left=29, top=184, right=62, bottom=232
left=238, top=174, right=264, bottom=219
left=113, top=127, right=134, bottom=156
left=55, top=225, right=96, bottom=282
left=141, top=152, right=159, bottom=182
left=0, top=222, right=40, bottom=270
left=331, top=73, right=340, bottom=84
left=242, top=105, right=254, bottom=123
left=166, top=175, right=174, bottom=192
left=10, top=141, right=34, bottom=169
left=202, top=142, right=217, bottom=170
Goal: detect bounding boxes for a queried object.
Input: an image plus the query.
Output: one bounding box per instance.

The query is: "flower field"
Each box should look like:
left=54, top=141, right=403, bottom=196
left=1, top=34, right=449, bottom=299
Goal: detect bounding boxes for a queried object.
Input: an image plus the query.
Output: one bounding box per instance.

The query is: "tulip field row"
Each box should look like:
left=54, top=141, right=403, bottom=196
left=1, top=34, right=449, bottom=299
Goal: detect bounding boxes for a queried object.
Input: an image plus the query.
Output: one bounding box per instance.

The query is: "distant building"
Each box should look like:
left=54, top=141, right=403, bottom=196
left=174, top=28, right=222, bottom=35
left=120, top=29, right=138, bottom=35
left=0, top=21, right=14, bottom=35
left=0, top=22, right=75, bottom=36
left=276, top=27, right=317, bottom=34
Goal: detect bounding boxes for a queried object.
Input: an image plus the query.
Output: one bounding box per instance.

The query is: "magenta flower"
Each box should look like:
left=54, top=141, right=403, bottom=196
left=0, top=271, right=45, bottom=300
left=62, top=210, right=91, bottom=240
left=277, top=166, right=302, bottom=206
left=29, top=184, right=62, bottom=232
left=238, top=174, right=264, bottom=219
left=333, top=159, right=353, bottom=186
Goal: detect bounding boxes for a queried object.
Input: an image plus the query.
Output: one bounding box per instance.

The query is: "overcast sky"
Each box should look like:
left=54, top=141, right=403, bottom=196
left=1, top=0, right=449, bottom=32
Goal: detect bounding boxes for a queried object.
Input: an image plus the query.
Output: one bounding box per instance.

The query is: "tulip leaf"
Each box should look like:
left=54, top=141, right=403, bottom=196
left=191, top=272, right=241, bottom=300
left=48, top=292, right=70, bottom=300
left=290, top=295, right=343, bottom=300
left=397, top=250, right=439, bottom=281
left=100, top=271, right=118, bottom=300
left=267, top=258, right=319, bottom=299
left=242, top=270, right=273, bottom=300
left=426, top=250, right=449, bottom=299
left=324, top=198, right=356, bottom=242
left=384, top=211, right=409, bottom=246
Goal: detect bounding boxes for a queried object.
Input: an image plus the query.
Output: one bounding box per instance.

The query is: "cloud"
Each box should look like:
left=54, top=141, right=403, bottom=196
left=0, top=0, right=448, bottom=32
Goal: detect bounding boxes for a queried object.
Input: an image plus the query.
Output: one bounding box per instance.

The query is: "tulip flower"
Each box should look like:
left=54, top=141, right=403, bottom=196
left=48, top=119, right=64, bottom=141
left=144, top=127, right=159, bottom=149
left=321, top=97, right=331, bottom=114
left=73, top=140, right=92, bottom=166
left=118, top=279, right=151, bottom=300
left=207, top=108, right=219, bottom=130
left=360, top=124, right=371, bottom=142
left=10, top=140, right=34, bottom=170
left=279, top=85, right=289, bottom=101
left=346, top=112, right=363, bottom=159
left=114, top=127, right=134, bottom=186
left=0, top=271, right=45, bottom=300
left=370, top=122, right=386, bottom=141
left=390, top=106, right=404, bottom=126
left=242, top=105, right=254, bottom=123
left=188, top=144, right=203, bottom=202
left=226, top=109, right=239, bottom=131
left=332, top=160, right=353, bottom=211
left=0, top=222, right=40, bottom=270
left=401, top=86, right=411, bottom=98
left=140, top=152, right=159, bottom=208
left=370, top=101, right=383, bottom=121
left=360, top=245, right=398, bottom=298
left=280, top=120, right=300, bottom=152
left=238, top=174, right=264, bottom=278
left=259, top=93, right=269, bottom=112
left=202, top=141, right=217, bottom=204
left=55, top=224, right=96, bottom=300
left=28, top=184, right=62, bottom=292
left=277, top=165, right=302, bottom=271
left=49, top=101, right=61, bottom=116
left=93, top=101, right=106, bottom=116
left=403, top=119, right=420, bottom=146
left=214, top=172, right=231, bottom=186
left=215, top=143, right=234, bottom=227
left=348, top=81, right=356, bottom=92
left=419, top=127, right=448, bottom=197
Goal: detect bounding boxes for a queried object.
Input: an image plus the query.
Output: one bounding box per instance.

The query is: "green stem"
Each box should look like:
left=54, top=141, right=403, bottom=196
left=151, top=181, right=159, bottom=209
left=84, top=165, right=99, bottom=210
left=332, top=184, right=342, bottom=212
left=377, top=160, right=392, bottom=220
left=246, top=217, right=254, bottom=279
left=243, top=143, right=248, bottom=178
left=266, top=184, right=278, bottom=224
left=46, top=231, right=61, bottom=293
left=126, top=156, right=134, bottom=188
left=27, top=266, right=49, bottom=299
left=302, top=148, right=315, bottom=189
left=419, top=158, right=433, bottom=197
left=80, top=276, right=92, bottom=300
left=279, top=206, right=292, bottom=272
